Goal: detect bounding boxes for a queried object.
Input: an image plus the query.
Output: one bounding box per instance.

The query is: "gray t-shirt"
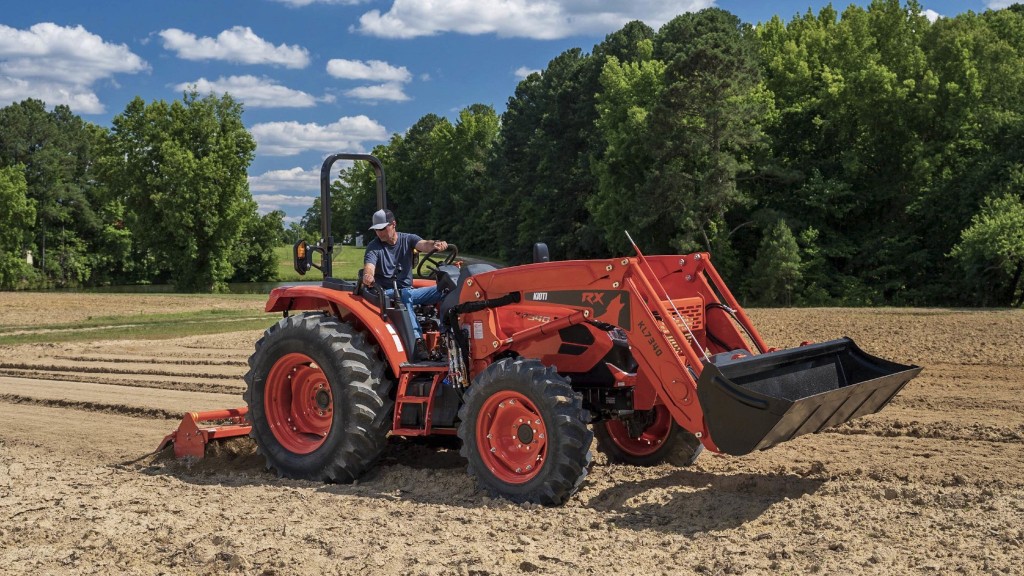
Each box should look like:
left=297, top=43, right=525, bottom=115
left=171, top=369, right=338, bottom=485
left=364, top=232, right=422, bottom=290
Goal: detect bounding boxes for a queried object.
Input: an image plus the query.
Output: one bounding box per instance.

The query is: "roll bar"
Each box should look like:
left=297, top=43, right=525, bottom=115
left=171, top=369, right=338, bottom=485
left=318, top=153, right=388, bottom=278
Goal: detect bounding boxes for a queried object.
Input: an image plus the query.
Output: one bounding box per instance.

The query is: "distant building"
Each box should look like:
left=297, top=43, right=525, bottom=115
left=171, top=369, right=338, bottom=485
left=25, top=250, right=32, bottom=266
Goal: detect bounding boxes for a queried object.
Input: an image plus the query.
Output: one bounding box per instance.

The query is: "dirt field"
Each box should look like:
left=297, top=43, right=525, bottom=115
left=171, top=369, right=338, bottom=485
left=1, top=294, right=1022, bottom=575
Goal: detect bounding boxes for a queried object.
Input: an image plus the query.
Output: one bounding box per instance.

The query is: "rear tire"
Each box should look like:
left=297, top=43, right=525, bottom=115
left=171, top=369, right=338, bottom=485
left=457, top=358, right=593, bottom=506
left=243, top=312, right=393, bottom=482
left=595, top=405, right=703, bottom=467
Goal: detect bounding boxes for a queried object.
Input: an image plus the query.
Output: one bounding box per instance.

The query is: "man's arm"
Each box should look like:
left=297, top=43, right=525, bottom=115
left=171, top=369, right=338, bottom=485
left=415, top=238, right=448, bottom=253
left=363, top=245, right=378, bottom=287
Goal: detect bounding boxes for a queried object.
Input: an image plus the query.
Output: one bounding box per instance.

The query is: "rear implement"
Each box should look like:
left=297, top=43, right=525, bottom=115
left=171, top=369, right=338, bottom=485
left=158, top=408, right=251, bottom=459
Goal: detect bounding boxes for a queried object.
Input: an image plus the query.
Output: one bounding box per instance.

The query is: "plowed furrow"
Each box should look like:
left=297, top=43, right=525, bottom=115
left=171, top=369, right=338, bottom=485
left=0, top=376, right=243, bottom=414
left=0, top=369, right=240, bottom=394
left=0, top=393, right=180, bottom=420
left=53, top=354, right=248, bottom=367
left=0, top=361, right=241, bottom=379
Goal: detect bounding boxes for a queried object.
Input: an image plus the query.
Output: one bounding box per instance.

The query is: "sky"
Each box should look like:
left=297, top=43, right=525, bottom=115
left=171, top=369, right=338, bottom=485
left=0, top=0, right=1010, bottom=223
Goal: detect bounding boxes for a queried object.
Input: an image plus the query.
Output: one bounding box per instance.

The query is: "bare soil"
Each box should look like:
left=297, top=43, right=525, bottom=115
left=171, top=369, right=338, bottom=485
left=1, top=295, right=1022, bottom=575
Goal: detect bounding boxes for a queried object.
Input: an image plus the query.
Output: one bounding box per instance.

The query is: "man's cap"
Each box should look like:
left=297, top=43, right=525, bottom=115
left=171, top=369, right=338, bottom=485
left=369, top=209, right=395, bottom=230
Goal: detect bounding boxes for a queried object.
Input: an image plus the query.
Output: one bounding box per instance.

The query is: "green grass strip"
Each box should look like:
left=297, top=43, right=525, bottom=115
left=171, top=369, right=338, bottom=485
left=0, top=310, right=278, bottom=345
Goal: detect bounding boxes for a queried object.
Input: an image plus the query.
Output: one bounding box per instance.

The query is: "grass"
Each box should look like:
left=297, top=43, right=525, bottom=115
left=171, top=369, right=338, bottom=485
left=0, top=308, right=277, bottom=346
left=275, top=243, right=366, bottom=282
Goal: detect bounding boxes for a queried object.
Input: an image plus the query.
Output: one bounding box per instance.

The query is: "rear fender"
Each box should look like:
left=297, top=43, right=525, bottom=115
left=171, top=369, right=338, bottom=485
left=265, top=286, right=407, bottom=376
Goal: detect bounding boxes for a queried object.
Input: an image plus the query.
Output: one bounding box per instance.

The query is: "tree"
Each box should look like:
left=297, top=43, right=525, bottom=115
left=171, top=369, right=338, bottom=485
left=0, top=165, right=36, bottom=289
left=748, top=219, right=802, bottom=305
left=648, top=8, right=769, bottom=255
left=99, top=92, right=257, bottom=291
left=0, top=100, right=104, bottom=286
left=950, top=192, right=1024, bottom=306
left=589, top=42, right=666, bottom=254
left=497, top=47, right=606, bottom=262
left=231, top=208, right=285, bottom=282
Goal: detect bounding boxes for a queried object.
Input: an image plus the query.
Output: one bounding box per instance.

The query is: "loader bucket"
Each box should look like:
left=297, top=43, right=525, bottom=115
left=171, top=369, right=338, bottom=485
left=697, top=338, right=921, bottom=456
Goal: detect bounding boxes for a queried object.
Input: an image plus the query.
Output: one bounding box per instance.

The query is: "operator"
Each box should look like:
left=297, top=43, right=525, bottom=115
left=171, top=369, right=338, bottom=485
left=362, top=208, right=448, bottom=360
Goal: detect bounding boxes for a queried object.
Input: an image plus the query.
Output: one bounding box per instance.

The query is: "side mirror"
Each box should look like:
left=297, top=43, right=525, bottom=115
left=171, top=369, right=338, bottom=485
left=293, top=240, right=312, bottom=275
left=533, top=242, right=550, bottom=263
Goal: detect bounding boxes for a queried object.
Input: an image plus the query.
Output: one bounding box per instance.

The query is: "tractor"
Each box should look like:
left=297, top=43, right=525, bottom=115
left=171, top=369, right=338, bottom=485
left=160, top=153, right=922, bottom=505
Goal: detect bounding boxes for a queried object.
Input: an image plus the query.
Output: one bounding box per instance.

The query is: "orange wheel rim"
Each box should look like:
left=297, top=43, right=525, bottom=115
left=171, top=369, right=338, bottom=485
left=265, top=353, right=333, bottom=454
left=604, top=405, right=672, bottom=457
left=476, top=391, right=547, bottom=484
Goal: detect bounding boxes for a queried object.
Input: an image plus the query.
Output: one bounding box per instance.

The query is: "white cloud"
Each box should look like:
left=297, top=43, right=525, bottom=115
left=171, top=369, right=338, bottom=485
left=0, top=23, right=148, bottom=113
left=176, top=75, right=333, bottom=108
left=249, top=163, right=350, bottom=215
left=327, top=59, right=413, bottom=102
left=249, top=166, right=321, bottom=192
left=344, top=83, right=409, bottom=101
left=251, top=115, right=388, bottom=155
left=986, top=1, right=1016, bottom=8
left=326, top=59, right=411, bottom=82
left=354, top=0, right=715, bottom=39
left=159, top=26, right=310, bottom=68
left=514, top=66, right=540, bottom=80
left=923, top=9, right=942, bottom=22
left=0, top=77, right=104, bottom=113
left=253, top=193, right=319, bottom=214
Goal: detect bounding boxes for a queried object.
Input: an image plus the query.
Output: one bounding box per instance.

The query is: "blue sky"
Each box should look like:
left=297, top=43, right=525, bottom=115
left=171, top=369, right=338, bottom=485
left=0, top=0, right=1007, bottom=222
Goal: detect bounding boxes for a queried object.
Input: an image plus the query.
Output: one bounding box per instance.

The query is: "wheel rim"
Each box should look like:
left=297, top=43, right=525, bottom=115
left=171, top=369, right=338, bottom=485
left=604, top=405, right=672, bottom=457
left=265, top=352, right=333, bottom=454
left=476, top=391, right=548, bottom=484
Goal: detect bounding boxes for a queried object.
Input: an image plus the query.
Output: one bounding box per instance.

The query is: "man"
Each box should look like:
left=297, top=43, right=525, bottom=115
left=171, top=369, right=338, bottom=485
left=362, top=208, right=448, bottom=359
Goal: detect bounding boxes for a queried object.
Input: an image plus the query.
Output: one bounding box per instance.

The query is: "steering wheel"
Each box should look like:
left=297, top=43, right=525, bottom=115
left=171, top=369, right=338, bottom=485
left=416, top=244, right=459, bottom=279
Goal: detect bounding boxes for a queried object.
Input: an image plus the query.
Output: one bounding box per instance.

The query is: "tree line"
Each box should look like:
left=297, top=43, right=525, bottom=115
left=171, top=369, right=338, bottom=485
left=2, top=1, right=1023, bottom=305
left=0, top=93, right=285, bottom=292
left=316, top=1, right=1024, bottom=307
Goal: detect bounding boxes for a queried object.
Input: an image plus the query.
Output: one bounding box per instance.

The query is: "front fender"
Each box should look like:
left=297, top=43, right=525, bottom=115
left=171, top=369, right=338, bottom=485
left=265, top=285, right=407, bottom=376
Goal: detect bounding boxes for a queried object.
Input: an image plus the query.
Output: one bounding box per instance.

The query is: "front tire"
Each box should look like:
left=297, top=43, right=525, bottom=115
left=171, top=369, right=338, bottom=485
left=595, top=405, right=703, bottom=467
left=243, top=312, right=393, bottom=482
left=457, top=358, right=593, bottom=506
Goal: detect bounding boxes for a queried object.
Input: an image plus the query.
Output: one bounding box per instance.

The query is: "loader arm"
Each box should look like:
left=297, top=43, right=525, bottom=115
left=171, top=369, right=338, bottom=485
left=461, top=252, right=920, bottom=456
left=461, top=254, right=739, bottom=453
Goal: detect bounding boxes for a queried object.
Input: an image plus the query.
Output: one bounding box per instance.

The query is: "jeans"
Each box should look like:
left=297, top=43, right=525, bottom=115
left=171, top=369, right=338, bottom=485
left=385, top=285, right=443, bottom=341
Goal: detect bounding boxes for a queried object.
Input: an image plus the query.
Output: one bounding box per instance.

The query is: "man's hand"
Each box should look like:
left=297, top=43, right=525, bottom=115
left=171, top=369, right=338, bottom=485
left=362, top=264, right=376, bottom=287
left=432, top=240, right=448, bottom=252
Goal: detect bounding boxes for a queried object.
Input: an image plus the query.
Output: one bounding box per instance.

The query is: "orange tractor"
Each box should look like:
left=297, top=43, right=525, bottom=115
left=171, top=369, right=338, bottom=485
left=161, top=154, right=922, bottom=505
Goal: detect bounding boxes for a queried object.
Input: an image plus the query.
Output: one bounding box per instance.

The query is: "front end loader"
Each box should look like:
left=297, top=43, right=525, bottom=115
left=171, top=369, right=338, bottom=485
left=161, top=153, right=921, bottom=505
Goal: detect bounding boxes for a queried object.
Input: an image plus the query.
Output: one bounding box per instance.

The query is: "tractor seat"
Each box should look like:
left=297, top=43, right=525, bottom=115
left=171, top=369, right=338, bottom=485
left=322, top=277, right=357, bottom=292
left=438, top=263, right=497, bottom=321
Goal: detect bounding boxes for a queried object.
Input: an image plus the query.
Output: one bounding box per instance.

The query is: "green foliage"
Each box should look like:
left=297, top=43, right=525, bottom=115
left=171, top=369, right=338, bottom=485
left=648, top=9, right=768, bottom=254
left=231, top=209, right=286, bottom=283
left=950, top=191, right=1024, bottom=306
left=0, top=99, right=105, bottom=287
left=748, top=219, right=802, bottom=305
left=99, top=92, right=257, bottom=292
left=4, top=3, right=1024, bottom=307
left=0, top=165, right=37, bottom=289
left=589, top=48, right=666, bottom=254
